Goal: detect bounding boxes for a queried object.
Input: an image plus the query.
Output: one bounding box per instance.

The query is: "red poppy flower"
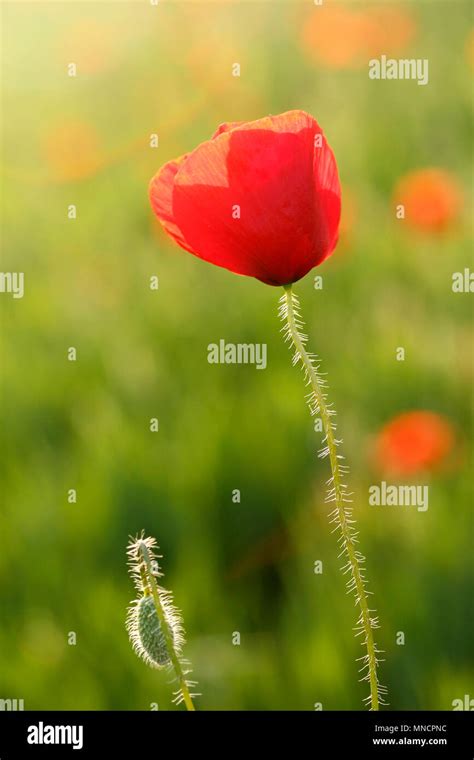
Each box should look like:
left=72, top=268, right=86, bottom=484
left=149, top=110, right=341, bottom=286
left=375, top=411, right=455, bottom=476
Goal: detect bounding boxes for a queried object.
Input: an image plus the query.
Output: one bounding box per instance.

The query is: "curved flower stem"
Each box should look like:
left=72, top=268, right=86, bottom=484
left=138, top=540, right=196, bottom=711
left=280, top=284, right=385, bottom=710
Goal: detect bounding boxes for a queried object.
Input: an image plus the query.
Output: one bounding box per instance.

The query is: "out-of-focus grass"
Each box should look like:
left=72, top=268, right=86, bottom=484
left=1, top=1, right=472, bottom=710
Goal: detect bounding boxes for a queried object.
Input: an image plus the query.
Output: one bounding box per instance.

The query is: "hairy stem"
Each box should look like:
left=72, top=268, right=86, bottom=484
left=280, top=284, right=385, bottom=710
left=138, top=540, right=196, bottom=711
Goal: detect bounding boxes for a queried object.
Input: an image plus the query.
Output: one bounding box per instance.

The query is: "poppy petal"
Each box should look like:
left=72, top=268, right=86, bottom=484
left=149, top=153, right=195, bottom=253
left=211, top=121, right=245, bottom=139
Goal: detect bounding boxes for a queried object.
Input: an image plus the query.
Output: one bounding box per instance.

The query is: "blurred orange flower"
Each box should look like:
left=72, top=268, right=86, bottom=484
left=56, top=20, right=127, bottom=75
left=302, top=5, right=416, bottom=69
left=375, top=411, right=455, bottom=476
left=466, top=28, right=474, bottom=68
left=42, top=121, right=102, bottom=182
left=394, top=169, right=463, bottom=233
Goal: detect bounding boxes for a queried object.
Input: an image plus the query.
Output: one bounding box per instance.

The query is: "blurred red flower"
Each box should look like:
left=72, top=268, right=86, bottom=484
left=394, top=169, right=463, bottom=233
left=375, top=411, right=455, bottom=476
left=149, top=110, right=341, bottom=286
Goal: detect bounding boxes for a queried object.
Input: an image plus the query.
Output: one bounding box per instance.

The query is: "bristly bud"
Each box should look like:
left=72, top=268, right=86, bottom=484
left=129, top=595, right=174, bottom=668
left=126, top=533, right=199, bottom=710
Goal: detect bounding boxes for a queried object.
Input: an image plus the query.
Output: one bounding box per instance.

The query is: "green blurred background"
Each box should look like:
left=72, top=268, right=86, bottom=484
left=1, top=0, right=473, bottom=710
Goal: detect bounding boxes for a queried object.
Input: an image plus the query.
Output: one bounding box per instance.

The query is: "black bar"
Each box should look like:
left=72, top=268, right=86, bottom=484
left=0, top=710, right=472, bottom=757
